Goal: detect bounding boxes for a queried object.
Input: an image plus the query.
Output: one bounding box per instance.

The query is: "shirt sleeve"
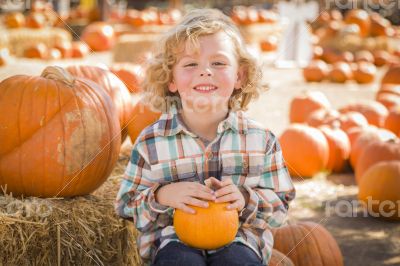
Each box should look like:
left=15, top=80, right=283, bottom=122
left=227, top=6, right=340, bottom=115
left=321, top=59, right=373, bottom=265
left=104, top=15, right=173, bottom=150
left=115, top=142, right=174, bottom=232
left=239, top=131, right=296, bottom=229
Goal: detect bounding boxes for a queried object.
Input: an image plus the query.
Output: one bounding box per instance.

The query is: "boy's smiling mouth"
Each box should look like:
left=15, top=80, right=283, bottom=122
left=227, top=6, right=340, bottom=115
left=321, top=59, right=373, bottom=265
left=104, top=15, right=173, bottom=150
left=193, top=84, right=218, bottom=92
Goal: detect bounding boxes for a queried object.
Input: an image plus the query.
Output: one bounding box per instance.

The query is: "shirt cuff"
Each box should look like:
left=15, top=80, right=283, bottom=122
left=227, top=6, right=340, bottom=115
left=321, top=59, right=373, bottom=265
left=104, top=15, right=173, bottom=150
left=238, top=184, right=259, bottom=226
left=148, top=183, right=174, bottom=214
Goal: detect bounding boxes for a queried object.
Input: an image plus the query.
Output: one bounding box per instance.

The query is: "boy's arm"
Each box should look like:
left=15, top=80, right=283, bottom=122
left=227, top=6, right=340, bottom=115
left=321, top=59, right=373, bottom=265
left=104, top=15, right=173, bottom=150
left=239, top=132, right=295, bottom=228
left=115, top=145, right=173, bottom=232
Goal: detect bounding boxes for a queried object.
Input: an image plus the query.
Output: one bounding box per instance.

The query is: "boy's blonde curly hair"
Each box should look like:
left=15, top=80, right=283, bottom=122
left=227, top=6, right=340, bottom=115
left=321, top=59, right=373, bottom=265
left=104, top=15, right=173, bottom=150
left=142, top=8, right=265, bottom=113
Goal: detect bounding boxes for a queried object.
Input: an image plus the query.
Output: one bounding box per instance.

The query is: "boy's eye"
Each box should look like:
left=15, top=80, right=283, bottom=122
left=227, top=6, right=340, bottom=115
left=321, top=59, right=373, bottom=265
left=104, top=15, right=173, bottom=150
left=184, top=63, right=197, bottom=67
left=212, top=62, right=226, bottom=66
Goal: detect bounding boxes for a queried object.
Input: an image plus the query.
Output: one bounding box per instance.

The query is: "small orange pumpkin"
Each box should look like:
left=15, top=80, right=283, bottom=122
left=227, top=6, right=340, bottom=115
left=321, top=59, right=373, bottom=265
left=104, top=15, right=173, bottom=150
left=320, top=125, right=351, bottom=173
left=110, top=63, right=144, bottom=94
left=4, top=12, right=25, bottom=28
left=344, top=9, right=371, bottom=37
left=329, top=62, right=352, bottom=83
left=339, top=101, right=388, bottom=127
left=353, top=62, right=376, bottom=84
left=173, top=202, right=239, bottom=250
left=384, top=107, right=400, bottom=136
left=71, top=41, right=90, bottom=58
left=81, top=22, right=115, bottom=51
left=355, top=139, right=400, bottom=183
left=279, top=124, right=329, bottom=177
left=289, top=90, right=331, bottom=123
left=303, top=60, right=329, bottom=82
left=127, top=101, right=161, bottom=144
left=381, top=66, right=400, bottom=84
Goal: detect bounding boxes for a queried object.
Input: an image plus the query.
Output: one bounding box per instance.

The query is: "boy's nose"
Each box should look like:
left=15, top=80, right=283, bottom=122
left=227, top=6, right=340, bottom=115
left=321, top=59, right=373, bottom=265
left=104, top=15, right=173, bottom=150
left=200, top=73, right=211, bottom=76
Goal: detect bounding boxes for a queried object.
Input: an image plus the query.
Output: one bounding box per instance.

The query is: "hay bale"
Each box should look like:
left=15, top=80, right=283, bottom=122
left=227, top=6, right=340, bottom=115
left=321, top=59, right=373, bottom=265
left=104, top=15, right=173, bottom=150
left=0, top=149, right=142, bottom=266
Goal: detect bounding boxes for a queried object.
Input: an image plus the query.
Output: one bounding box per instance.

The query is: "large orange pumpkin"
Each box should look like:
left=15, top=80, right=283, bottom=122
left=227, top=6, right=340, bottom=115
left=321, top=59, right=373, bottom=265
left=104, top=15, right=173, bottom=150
left=319, top=126, right=351, bottom=173
left=355, top=139, right=400, bottom=183
left=81, top=22, right=115, bottom=51
left=339, top=101, right=388, bottom=127
left=127, top=100, right=161, bottom=144
left=0, top=66, right=121, bottom=197
left=279, top=124, right=329, bottom=177
left=272, top=222, right=343, bottom=266
left=358, top=161, right=400, bottom=220
left=173, top=202, right=239, bottom=250
left=66, top=65, right=133, bottom=143
left=289, top=90, right=331, bottom=123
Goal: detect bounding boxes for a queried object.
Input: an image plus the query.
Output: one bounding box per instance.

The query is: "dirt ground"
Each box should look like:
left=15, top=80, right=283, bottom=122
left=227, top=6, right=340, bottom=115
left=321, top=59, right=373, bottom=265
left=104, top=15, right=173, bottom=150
left=1, top=52, right=399, bottom=266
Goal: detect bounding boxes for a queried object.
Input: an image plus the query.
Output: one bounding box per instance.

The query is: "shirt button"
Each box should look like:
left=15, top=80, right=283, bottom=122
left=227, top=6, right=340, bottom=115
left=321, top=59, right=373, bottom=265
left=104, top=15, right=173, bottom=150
left=243, top=161, right=248, bottom=169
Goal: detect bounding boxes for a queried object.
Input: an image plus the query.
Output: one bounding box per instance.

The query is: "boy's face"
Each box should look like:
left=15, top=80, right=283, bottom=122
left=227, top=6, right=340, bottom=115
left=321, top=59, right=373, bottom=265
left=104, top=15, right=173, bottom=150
left=169, top=31, right=243, bottom=112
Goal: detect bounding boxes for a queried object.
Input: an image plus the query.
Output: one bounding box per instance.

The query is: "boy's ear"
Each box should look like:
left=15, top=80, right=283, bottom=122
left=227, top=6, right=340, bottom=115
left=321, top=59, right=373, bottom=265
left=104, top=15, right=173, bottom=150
left=234, top=66, right=246, bottom=90
left=168, top=81, right=178, bottom=93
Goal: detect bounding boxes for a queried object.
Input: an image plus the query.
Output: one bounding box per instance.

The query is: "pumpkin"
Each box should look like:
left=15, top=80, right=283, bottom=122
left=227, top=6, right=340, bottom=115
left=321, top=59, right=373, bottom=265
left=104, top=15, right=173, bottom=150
left=269, top=249, right=294, bottom=266
left=23, top=43, right=48, bottom=59
left=289, top=90, right=331, bottom=123
left=312, top=46, right=324, bottom=60
left=280, top=124, right=329, bottom=177
left=373, top=50, right=391, bottom=67
left=353, top=62, right=376, bottom=84
left=355, top=139, right=400, bottom=183
left=173, top=202, right=239, bottom=250
left=349, top=127, right=396, bottom=168
left=303, top=60, right=329, bottom=82
left=71, top=41, right=90, bottom=58
left=4, top=12, right=25, bottom=28
left=272, top=222, right=343, bottom=266
left=0, top=66, right=121, bottom=197
left=127, top=101, right=161, bottom=144
left=344, top=9, right=371, bottom=37
left=320, top=126, right=351, bottom=173
left=110, top=63, right=144, bottom=94
left=258, top=10, right=278, bottom=24
left=377, top=84, right=400, bottom=99
left=54, top=41, right=72, bottom=58
left=260, top=35, right=278, bottom=52
left=66, top=65, right=133, bottom=143
left=358, top=161, right=400, bottom=220
left=381, top=66, right=400, bottom=84
left=306, top=109, right=339, bottom=128
left=384, top=107, right=400, bottom=136
left=338, top=111, right=369, bottom=133
left=330, top=9, right=343, bottom=21
left=377, top=94, right=400, bottom=110
left=329, top=62, right=352, bottom=83
left=370, top=14, right=392, bottom=37
left=354, top=50, right=374, bottom=63
left=339, top=101, right=388, bottom=127
left=26, top=12, right=46, bottom=28
left=81, top=22, right=115, bottom=51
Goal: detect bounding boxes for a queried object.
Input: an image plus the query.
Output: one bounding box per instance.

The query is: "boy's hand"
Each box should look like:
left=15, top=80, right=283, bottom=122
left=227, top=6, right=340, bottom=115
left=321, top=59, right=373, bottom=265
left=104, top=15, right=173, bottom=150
left=205, top=177, right=247, bottom=211
left=155, top=182, right=216, bottom=214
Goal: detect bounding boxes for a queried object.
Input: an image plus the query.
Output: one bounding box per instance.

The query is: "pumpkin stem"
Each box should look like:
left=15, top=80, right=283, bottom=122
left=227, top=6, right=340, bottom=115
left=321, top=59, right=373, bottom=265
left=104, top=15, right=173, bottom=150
left=41, top=66, right=75, bottom=86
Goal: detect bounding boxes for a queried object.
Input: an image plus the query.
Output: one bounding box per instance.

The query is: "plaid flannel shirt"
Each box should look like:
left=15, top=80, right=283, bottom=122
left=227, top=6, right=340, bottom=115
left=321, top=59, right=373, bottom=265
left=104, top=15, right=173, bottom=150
left=115, top=104, right=295, bottom=265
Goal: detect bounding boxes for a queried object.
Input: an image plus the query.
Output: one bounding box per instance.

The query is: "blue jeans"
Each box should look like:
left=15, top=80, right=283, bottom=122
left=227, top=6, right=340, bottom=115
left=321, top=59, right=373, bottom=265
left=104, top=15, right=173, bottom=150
left=152, top=241, right=264, bottom=266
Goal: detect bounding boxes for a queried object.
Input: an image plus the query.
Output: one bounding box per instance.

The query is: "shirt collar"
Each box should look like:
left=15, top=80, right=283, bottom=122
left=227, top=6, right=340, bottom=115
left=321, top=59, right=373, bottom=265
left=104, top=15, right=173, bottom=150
left=156, top=103, right=248, bottom=137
